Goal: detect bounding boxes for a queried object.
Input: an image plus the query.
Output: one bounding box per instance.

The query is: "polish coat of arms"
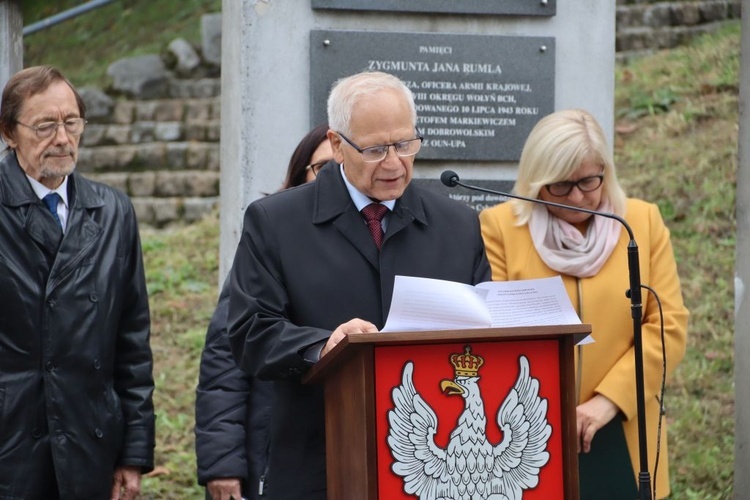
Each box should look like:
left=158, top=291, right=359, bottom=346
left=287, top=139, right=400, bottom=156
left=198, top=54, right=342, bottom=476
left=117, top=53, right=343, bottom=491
left=387, top=346, right=552, bottom=500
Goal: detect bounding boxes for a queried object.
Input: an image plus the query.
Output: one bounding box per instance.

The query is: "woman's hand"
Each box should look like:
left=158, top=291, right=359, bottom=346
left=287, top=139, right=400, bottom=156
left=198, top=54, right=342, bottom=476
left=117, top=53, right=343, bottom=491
left=576, top=394, right=619, bottom=453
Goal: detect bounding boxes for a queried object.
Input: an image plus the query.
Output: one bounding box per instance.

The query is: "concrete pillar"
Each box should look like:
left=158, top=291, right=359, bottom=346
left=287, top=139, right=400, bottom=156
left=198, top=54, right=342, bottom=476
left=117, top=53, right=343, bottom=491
left=734, top=0, right=750, bottom=495
left=0, top=0, right=23, bottom=93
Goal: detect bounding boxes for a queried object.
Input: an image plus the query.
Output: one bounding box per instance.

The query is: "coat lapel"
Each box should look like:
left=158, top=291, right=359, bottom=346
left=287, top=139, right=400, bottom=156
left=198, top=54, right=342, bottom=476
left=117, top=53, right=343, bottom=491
left=312, top=164, right=381, bottom=268
left=0, top=153, right=63, bottom=257
left=47, top=174, right=104, bottom=294
left=310, top=164, right=430, bottom=269
left=25, top=206, right=64, bottom=256
left=386, top=184, right=427, bottom=244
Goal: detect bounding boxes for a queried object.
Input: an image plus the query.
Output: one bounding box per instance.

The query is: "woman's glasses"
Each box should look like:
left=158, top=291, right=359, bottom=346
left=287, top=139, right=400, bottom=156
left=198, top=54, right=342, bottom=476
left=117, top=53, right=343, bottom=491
left=544, top=174, right=604, bottom=197
left=305, top=160, right=333, bottom=177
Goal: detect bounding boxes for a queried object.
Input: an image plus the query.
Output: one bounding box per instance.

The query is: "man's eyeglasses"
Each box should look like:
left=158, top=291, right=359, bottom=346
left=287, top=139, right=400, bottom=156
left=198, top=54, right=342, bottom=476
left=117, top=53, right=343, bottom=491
left=305, top=160, right=333, bottom=177
left=544, top=174, right=604, bottom=197
left=337, top=131, right=423, bottom=163
left=16, top=118, right=87, bottom=139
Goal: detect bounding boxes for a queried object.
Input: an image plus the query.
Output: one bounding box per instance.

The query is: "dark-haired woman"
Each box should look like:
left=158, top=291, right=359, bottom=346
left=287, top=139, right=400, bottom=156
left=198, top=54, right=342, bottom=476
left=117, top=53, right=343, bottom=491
left=195, top=124, right=332, bottom=500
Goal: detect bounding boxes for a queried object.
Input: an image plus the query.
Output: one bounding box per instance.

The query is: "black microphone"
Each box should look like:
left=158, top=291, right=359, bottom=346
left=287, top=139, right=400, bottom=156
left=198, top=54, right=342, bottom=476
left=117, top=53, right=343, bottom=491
left=442, top=170, right=653, bottom=500
left=440, top=170, right=460, bottom=188
left=441, top=170, right=632, bottom=235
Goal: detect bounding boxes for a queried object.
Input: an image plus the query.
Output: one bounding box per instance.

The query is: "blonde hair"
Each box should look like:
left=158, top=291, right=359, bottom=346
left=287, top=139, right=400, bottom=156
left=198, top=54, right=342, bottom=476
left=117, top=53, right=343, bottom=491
left=327, top=71, right=416, bottom=136
left=512, top=109, right=626, bottom=225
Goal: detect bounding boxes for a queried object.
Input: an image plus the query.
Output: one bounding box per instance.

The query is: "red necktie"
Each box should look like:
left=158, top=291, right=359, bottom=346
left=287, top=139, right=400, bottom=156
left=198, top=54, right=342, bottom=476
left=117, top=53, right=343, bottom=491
left=361, top=203, right=388, bottom=250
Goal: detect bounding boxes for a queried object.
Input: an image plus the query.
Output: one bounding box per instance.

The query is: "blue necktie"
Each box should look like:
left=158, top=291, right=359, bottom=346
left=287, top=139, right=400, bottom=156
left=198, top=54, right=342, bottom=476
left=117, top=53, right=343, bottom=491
left=42, top=193, right=62, bottom=229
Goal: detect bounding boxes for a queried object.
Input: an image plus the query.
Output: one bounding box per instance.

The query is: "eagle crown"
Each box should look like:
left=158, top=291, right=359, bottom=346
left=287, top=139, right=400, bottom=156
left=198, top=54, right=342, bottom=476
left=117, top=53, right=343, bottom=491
left=450, top=345, right=484, bottom=377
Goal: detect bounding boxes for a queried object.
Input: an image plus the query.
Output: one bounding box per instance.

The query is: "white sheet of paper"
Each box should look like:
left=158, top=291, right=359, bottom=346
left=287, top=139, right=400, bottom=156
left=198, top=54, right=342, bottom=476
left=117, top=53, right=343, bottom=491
left=381, top=276, right=492, bottom=332
left=477, top=276, right=582, bottom=327
left=382, top=275, right=592, bottom=344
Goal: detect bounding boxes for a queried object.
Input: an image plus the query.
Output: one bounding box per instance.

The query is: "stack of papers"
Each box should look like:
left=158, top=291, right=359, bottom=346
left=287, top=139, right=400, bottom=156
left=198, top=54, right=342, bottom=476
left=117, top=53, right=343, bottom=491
left=383, top=275, right=588, bottom=343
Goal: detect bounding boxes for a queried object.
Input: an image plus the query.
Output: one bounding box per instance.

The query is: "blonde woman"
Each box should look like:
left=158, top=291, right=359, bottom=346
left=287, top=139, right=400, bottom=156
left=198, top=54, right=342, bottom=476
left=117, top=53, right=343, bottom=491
left=479, top=109, right=688, bottom=499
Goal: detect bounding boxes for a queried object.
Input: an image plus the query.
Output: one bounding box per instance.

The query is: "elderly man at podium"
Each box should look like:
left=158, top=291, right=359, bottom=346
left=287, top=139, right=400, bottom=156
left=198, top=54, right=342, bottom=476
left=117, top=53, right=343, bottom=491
left=227, top=71, right=490, bottom=499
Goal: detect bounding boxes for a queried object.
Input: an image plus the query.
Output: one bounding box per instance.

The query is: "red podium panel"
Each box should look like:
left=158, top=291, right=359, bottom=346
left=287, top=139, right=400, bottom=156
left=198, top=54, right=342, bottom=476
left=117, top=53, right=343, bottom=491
left=304, top=325, right=589, bottom=500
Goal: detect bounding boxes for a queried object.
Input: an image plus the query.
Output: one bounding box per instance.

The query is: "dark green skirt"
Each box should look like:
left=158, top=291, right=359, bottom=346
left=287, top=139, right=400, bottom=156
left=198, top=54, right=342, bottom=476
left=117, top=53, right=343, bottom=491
left=579, top=417, right=639, bottom=499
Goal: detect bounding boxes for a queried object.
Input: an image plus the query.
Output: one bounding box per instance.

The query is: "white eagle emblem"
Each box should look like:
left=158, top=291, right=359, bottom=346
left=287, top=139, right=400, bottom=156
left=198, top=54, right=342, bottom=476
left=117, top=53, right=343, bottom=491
left=387, top=347, right=551, bottom=500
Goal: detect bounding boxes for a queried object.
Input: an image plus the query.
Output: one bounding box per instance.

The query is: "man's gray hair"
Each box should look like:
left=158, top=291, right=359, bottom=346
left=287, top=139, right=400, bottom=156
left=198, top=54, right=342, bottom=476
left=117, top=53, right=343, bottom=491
left=327, top=71, right=417, bottom=136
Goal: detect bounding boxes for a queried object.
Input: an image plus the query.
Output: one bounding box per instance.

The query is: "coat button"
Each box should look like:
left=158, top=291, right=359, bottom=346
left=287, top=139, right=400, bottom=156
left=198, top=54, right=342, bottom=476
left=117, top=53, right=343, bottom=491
left=32, top=428, right=42, bottom=439
left=45, top=361, right=54, bottom=372
left=89, top=292, right=98, bottom=302
left=93, top=359, right=101, bottom=370
left=95, top=428, right=103, bottom=439
left=48, top=299, right=56, bottom=308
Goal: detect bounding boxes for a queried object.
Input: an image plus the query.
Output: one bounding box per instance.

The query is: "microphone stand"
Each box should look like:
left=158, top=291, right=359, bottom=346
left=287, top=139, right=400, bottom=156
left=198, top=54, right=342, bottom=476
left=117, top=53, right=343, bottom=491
left=442, top=171, right=652, bottom=500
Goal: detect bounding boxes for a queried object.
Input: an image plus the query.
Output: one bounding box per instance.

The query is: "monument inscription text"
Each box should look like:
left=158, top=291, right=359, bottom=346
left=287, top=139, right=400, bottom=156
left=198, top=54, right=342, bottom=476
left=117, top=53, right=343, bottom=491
left=310, top=31, right=555, bottom=161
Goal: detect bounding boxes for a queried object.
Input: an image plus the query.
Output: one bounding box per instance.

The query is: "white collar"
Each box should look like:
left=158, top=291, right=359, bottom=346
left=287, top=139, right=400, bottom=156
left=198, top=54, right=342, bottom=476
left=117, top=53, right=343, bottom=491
left=27, top=174, right=70, bottom=208
left=339, top=163, right=396, bottom=212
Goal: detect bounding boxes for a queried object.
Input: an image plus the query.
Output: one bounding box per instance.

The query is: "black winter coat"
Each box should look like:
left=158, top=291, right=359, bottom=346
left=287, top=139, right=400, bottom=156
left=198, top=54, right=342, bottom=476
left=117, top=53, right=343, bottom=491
left=195, top=280, right=273, bottom=499
left=0, top=153, right=155, bottom=499
left=227, top=165, right=491, bottom=498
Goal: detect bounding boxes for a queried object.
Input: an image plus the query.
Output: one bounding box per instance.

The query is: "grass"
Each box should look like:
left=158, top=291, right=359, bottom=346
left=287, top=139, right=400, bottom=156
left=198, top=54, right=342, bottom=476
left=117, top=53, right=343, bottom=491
left=22, top=0, right=221, bottom=88
left=614, top=22, right=738, bottom=498
left=21, top=4, right=740, bottom=498
left=139, top=219, right=219, bottom=498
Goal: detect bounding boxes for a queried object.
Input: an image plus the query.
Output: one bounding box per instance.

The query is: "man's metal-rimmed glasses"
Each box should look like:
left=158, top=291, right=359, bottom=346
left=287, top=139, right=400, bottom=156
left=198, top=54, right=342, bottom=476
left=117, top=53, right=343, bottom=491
left=15, top=118, right=87, bottom=139
left=305, top=160, right=333, bottom=177
left=544, top=174, right=604, bottom=197
left=337, top=131, right=423, bottom=163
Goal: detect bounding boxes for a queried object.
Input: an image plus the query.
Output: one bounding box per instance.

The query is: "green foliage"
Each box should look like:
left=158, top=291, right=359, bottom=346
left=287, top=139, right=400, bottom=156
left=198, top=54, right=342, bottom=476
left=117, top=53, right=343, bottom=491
left=616, top=22, right=740, bottom=122
left=22, top=0, right=222, bottom=88
left=619, top=87, right=680, bottom=119
left=140, top=215, right=219, bottom=497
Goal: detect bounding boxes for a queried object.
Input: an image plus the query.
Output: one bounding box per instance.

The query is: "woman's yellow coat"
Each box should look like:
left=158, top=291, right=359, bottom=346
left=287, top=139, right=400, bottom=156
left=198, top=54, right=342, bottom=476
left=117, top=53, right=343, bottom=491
left=479, top=198, right=688, bottom=498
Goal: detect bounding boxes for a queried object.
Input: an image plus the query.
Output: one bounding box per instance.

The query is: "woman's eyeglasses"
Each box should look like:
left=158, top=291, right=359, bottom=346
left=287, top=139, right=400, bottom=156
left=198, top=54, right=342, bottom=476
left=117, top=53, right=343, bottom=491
left=544, top=174, right=604, bottom=197
left=305, top=160, right=333, bottom=177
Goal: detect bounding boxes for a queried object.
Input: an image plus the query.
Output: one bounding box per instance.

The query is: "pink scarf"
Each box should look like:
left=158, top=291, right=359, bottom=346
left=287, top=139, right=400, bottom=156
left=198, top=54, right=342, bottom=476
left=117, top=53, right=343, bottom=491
left=528, top=200, right=622, bottom=278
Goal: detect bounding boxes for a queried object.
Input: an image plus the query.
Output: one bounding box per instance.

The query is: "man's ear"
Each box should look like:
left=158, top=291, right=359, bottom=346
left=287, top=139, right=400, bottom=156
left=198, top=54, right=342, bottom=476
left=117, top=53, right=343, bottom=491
left=327, top=130, right=345, bottom=163
left=1, top=131, right=17, bottom=149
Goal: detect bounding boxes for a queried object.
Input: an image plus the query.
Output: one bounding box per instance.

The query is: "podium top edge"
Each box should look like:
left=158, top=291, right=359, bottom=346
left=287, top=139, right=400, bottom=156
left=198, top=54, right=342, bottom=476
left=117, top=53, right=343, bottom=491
left=303, top=324, right=591, bottom=384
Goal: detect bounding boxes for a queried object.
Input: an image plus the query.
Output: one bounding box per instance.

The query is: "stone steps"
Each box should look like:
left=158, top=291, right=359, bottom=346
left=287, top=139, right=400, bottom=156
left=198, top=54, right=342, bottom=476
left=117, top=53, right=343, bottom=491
left=78, top=141, right=220, bottom=173
left=84, top=121, right=220, bottom=147
left=79, top=86, right=221, bottom=227
left=86, top=169, right=220, bottom=226
left=615, top=0, right=741, bottom=55
left=131, top=195, right=219, bottom=226
left=616, top=22, right=732, bottom=54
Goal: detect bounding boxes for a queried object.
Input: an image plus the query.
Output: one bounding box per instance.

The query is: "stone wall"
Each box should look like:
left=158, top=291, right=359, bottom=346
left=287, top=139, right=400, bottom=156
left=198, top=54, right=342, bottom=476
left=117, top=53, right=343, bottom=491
left=617, top=0, right=742, bottom=56
left=77, top=81, right=221, bottom=227
left=77, top=5, right=741, bottom=227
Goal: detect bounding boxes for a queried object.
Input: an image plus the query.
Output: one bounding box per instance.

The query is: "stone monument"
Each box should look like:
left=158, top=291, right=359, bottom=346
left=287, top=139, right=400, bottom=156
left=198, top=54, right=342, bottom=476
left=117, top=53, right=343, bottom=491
left=219, top=1, right=616, bottom=279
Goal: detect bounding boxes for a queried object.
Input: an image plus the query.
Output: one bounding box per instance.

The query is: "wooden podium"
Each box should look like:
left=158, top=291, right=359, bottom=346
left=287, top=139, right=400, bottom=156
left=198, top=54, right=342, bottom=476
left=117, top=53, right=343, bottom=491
left=304, top=324, right=590, bottom=500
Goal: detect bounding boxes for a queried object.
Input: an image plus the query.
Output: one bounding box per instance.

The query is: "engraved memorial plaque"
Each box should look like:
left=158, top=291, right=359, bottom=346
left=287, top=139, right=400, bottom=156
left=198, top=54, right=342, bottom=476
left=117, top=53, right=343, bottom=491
left=310, top=30, right=555, bottom=162
left=413, top=179, right=516, bottom=212
left=311, top=0, right=556, bottom=16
